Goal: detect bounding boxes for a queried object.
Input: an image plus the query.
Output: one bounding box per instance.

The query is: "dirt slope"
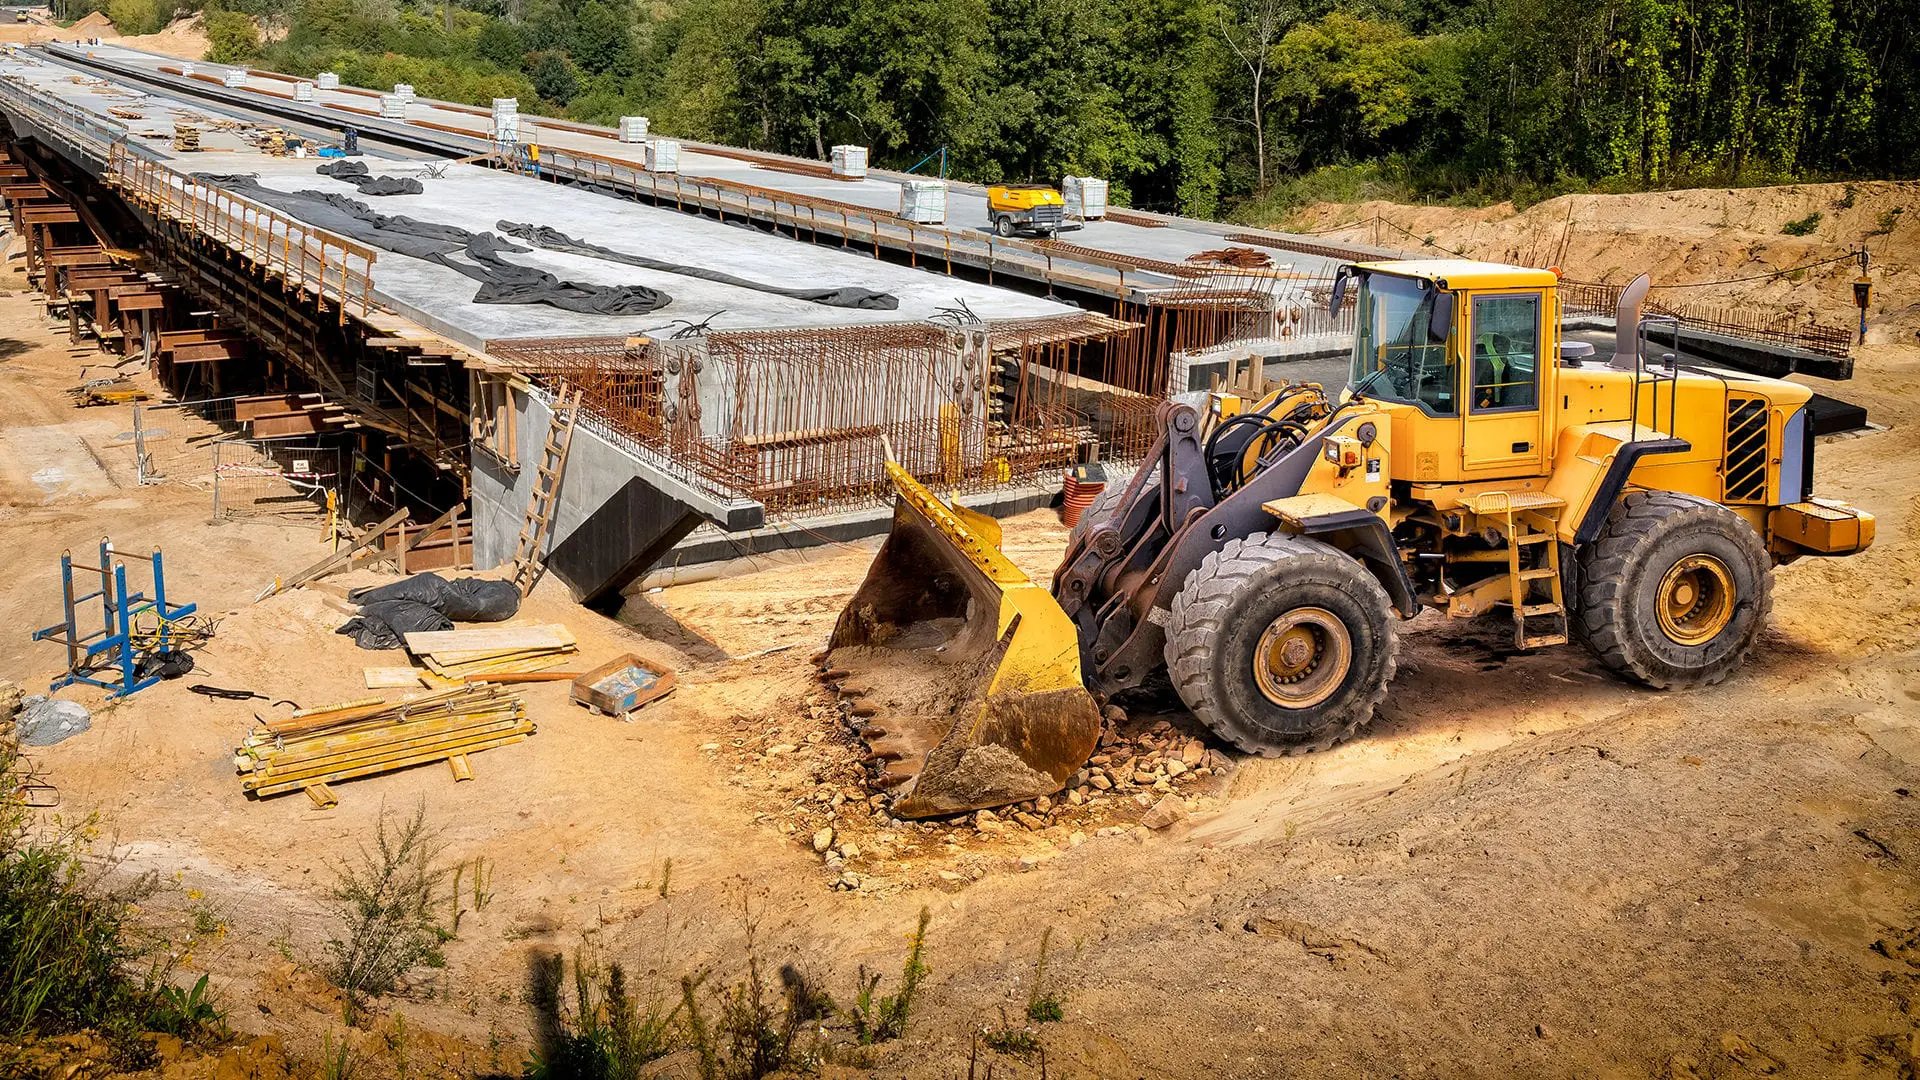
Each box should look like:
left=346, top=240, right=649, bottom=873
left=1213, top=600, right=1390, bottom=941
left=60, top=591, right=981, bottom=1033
left=0, top=12, right=207, bottom=59
left=1284, top=181, right=1920, bottom=344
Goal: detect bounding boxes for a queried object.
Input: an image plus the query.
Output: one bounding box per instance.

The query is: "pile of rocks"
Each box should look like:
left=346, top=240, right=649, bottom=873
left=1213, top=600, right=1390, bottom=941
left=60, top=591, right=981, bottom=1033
left=967, top=709, right=1232, bottom=835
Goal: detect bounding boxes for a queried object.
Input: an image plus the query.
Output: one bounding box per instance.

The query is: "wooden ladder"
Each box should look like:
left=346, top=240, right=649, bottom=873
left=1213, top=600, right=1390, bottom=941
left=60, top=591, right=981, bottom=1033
left=1505, top=508, right=1569, bottom=649
left=509, top=386, right=582, bottom=596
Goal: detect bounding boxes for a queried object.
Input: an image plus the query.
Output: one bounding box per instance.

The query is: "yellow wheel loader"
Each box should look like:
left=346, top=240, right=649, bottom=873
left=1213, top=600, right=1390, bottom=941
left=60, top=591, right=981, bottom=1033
left=824, top=259, right=1875, bottom=817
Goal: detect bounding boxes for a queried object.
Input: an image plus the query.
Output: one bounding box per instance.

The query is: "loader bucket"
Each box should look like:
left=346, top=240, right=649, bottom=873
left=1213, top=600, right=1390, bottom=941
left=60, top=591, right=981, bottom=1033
left=824, top=462, right=1102, bottom=819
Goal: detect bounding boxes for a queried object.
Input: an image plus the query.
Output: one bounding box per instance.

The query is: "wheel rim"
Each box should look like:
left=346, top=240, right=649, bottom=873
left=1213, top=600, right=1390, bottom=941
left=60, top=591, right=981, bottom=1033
left=1655, top=553, right=1736, bottom=646
left=1252, top=607, right=1351, bottom=708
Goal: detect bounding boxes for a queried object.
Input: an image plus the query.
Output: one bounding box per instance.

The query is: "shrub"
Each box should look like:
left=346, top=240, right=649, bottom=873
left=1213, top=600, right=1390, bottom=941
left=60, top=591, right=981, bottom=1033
left=1781, top=211, right=1823, bottom=236
left=322, top=804, right=450, bottom=1024
left=0, top=735, right=220, bottom=1040
left=526, top=948, right=681, bottom=1079
left=847, top=906, right=930, bottom=1045
left=204, top=10, right=260, bottom=65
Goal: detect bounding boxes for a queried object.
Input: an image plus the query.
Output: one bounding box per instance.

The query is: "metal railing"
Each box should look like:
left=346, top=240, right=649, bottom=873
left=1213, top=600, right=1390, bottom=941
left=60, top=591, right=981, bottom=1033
left=0, top=73, right=126, bottom=166
left=108, top=144, right=376, bottom=323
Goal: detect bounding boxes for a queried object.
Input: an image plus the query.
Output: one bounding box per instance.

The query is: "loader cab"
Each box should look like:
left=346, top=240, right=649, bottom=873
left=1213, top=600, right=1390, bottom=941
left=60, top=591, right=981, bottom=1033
left=1338, top=260, right=1559, bottom=483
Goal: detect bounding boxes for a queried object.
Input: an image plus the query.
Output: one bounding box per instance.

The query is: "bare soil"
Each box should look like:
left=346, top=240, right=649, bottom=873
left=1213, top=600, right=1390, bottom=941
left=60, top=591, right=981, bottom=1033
left=1, top=210, right=1918, bottom=1077
left=0, top=12, right=209, bottom=59
left=1282, top=180, right=1920, bottom=343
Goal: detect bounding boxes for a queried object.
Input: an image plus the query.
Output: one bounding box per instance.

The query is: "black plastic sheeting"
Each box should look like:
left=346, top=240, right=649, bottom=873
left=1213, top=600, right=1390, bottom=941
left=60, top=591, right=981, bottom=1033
left=495, top=220, right=900, bottom=310
left=349, top=572, right=520, bottom=622
left=188, top=174, right=671, bottom=315
left=336, top=599, right=452, bottom=651
left=315, top=159, right=425, bottom=196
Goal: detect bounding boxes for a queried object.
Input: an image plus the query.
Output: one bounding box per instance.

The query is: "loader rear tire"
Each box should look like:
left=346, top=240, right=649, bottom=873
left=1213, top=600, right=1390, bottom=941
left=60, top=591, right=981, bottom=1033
left=1577, top=491, right=1772, bottom=689
left=1165, top=533, right=1397, bottom=755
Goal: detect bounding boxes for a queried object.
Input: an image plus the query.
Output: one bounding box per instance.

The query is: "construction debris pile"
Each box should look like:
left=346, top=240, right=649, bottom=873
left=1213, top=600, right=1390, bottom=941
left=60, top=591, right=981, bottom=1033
left=1185, top=246, right=1273, bottom=269
left=234, top=684, right=534, bottom=807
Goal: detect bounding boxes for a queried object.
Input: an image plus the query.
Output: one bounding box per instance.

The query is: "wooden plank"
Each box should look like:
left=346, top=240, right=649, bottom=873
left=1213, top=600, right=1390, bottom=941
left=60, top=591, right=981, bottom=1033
left=159, top=329, right=245, bottom=349
left=405, top=624, right=574, bottom=655
left=114, top=293, right=167, bottom=312
left=233, top=393, right=308, bottom=420
left=45, top=250, right=111, bottom=267
left=257, top=507, right=410, bottom=600
left=363, top=666, right=425, bottom=689
left=173, top=342, right=243, bottom=363
left=250, top=412, right=327, bottom=438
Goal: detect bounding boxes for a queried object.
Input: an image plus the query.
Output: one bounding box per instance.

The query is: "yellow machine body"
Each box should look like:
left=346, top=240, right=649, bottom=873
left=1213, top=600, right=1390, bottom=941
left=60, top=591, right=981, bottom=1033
left=830, top=258, right=1873, bottom=815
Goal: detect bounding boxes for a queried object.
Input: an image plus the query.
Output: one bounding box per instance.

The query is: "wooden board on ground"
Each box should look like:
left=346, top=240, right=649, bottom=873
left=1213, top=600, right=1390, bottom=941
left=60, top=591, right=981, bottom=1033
left=403, top=623, right=575, bottom=655
left=363, top=666, right=424, bottom=689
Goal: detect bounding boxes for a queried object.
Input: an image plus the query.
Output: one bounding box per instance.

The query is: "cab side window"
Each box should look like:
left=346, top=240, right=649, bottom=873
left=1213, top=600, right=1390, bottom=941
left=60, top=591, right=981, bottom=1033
left=1471, top=294, right=1541, bottom=411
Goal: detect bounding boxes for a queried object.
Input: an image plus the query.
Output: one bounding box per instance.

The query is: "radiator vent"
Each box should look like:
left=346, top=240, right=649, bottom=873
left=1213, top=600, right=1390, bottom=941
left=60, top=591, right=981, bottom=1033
left=1724, top=395, right=1770, bottom=503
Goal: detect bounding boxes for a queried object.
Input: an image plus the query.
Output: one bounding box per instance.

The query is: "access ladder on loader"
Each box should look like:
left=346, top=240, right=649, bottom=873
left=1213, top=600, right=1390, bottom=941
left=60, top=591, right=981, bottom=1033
left=509, top=386, right=582, bottom=596
left=1467, top=491, right=1570, bottom=649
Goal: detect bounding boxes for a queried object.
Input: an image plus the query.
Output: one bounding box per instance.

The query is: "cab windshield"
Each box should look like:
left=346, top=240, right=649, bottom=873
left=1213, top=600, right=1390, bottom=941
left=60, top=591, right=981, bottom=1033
left=1348, top=273, right=1456, bottom=416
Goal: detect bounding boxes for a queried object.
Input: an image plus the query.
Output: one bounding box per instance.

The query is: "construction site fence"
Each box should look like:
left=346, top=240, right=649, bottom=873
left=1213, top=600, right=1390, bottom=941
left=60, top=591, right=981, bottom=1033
left=211, top=441, right=340, bottom=521
left=1558, top=281, right=1852, bottom=360
left=132, top=395, right=246, bottom=485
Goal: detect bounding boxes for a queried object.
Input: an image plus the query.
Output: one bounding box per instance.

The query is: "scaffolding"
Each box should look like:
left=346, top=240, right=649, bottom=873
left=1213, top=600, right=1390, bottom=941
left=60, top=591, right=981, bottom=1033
left=31, top=540, right=198, bottom=698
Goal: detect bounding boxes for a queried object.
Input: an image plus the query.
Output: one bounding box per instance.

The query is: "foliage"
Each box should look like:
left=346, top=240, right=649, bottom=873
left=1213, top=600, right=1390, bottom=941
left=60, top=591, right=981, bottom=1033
left=1781, top=211, right=1823, bottom=236
left=203, top=9, right=260, bottom=64
left=227, top=0, right=1920, bottom=210
left=321, top=804, right=449, bottom=1025
left=525, top=948, right=681, bottom=1079
left=1024, top=927, right=1064, bottom=1024
left=0, top=735, right=220, bottom=1042
left=847, top=906, right=930, bottom=1045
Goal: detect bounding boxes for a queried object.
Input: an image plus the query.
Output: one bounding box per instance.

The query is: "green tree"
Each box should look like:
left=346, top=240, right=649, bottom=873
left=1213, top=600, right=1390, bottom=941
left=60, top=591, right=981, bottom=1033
left=203, top=9, right=260, bottom=63
left=528, top=49, right=581, bottom=105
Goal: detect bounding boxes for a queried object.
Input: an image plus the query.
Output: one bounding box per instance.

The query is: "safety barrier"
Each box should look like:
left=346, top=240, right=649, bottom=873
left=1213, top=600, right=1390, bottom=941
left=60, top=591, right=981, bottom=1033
left=107, top=143, right=376, bottom=324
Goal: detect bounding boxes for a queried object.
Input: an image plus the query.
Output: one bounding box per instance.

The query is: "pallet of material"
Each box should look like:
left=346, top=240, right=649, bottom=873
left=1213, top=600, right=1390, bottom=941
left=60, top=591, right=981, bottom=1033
left=405, top=623, right=578, bottom=679
left=233, top=685, right=534, bottom=807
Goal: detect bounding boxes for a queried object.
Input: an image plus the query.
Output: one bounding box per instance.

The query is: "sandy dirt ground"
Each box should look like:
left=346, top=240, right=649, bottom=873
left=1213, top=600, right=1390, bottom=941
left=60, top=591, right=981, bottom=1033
left=0, top=11, right=208, bottom=58
left=1282, top=180, right=1920, bottom=344
left=2, top=224, right=1918, bottom=1076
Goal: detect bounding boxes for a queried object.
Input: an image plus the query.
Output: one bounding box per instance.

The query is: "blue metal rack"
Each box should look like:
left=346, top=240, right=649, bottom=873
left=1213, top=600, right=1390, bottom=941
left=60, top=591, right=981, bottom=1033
left=31, top=539, right=197, bottom=699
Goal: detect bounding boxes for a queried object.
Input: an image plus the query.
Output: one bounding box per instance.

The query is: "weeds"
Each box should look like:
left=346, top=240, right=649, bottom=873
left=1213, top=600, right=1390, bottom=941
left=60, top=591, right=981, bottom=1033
left=319, top=1028, right=363, bottom=1080
left=1025, top=928, right=1064, bottom=1024
left=148, top=974, right=226, bottom=1038
left=1835, top=184, right=1857, bottom=210
left=848, top=906, right=931, bottom=1045
left=322, top=803, right=450, bottom=1025
left=981, top=1007, right=1040, bottom=1056
left=679, top=906, right=837, bottom=1080
left=0, top=733, right=220, bottom=1041
left=1782, top=211, right=1823, bottom=236
left=1870, top=206, right=1904, bottom=236
left=527, top=947, right=682, bottom=1079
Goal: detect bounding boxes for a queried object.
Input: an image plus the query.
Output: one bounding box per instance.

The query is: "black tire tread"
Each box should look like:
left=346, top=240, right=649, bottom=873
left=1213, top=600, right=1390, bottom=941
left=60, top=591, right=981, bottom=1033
left=1166, top=532, right=1398, bottom=756
left=1576, top=490, right=1772, bottom=689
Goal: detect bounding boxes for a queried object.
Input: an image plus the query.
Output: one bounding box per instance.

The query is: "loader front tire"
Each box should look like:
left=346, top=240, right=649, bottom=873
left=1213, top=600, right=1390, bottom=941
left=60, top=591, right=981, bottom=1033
left=1577, top=491, right=1772, bottom=689
left=1165, top=533, right=1397, bottom=755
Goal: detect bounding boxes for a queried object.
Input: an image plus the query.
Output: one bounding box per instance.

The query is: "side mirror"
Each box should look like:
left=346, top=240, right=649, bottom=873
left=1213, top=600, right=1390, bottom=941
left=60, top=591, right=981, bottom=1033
left=1427, top=292, right=1454, bottom=342
left=1329, top=267, right=1351, bottom=318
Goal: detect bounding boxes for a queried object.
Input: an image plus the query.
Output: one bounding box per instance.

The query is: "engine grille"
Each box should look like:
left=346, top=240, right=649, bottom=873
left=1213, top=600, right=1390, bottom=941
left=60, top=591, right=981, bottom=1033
left=1724, top=394, right=1770, bottom=503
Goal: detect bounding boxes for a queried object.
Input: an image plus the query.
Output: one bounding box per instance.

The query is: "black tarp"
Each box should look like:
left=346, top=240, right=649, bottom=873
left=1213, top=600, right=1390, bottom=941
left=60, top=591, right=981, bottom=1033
left=316, top=159, right=425, bottom=196
left=496, top=220, right=899, bottom=310
left=349, top=572, right=521, bottom=622
left=190, top=175, right=671, bottom=314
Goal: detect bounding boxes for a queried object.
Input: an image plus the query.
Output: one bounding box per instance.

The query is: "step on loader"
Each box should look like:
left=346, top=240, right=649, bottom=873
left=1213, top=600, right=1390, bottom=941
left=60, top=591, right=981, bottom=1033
left=823, top=259, right=1875, bottom=818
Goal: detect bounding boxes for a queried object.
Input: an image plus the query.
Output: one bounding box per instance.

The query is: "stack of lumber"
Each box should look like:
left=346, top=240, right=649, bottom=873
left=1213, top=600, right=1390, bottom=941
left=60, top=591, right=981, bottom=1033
left=234, top=685, right=533, bottom=808
left=405, top=623, right=579, bottom=680
left=173, top=123, right=201, bottom=152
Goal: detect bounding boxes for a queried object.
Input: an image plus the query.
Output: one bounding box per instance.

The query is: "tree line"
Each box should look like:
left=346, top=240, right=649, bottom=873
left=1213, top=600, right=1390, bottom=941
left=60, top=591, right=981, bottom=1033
left=93, top=0, right=1920, bottom=217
